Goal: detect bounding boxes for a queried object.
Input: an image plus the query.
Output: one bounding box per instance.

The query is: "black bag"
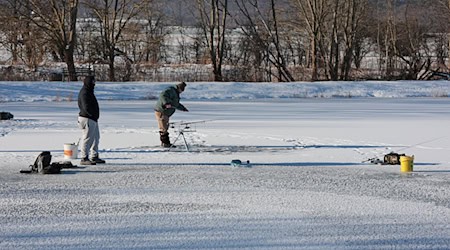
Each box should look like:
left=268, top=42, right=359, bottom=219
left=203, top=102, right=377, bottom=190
left=0, top=111, right=13, bottom=120
left=23, top=151, right=61, bottom=174
left=52, top=161, right=77, bottom=169
left=383, top=152, right=405, bottom=165
left=41, top=162, right=62, bottom=174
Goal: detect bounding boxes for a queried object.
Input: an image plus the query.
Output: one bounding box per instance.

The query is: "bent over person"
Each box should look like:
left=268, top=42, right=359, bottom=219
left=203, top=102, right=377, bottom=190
left=78, top=75, right=106, bottom=165
left=154, top=82, right=189, bottom=147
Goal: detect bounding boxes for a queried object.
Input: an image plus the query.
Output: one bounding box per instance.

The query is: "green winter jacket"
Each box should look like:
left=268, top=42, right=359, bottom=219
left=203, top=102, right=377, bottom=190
left=154, top=85, right=187, bottom=117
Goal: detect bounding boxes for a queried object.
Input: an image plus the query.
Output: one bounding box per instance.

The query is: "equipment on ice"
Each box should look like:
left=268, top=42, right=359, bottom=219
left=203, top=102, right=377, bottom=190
left=383, top=152, right=405, bottom=165
left=231, top=159, right=251, bottom=168
left=364, top=152, right=405, bottom=165
left=20, top=151, right=59, bottom=174
left=363, top=137, right=445, bottom=166
left=64, top=142, right=79, bottom=159
left=168, top=120, right=213, bottom=152
left=0, top=111, right=13, bottom=120
left=20, top=151, right=78, bottom=174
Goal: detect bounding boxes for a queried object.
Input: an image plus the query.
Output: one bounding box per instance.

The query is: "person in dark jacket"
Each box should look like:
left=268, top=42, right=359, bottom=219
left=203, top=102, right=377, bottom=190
left=78, top=75, right=105, bottom=165
left=154, top=82, right=188, bottom=147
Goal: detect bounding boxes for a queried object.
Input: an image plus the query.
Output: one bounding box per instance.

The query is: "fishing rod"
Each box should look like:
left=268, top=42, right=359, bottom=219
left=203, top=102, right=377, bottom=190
left=170, top=119, right=217, bottom=127
left=396, top=136, right=446, bottom=152
left=168, top=119, right=217, bottom=152
left=362, top=136, right=447, bottom=164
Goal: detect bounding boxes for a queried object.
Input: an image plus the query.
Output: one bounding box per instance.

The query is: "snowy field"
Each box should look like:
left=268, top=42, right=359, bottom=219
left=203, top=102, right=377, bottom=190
left=1, top=81, right=450, bottom=249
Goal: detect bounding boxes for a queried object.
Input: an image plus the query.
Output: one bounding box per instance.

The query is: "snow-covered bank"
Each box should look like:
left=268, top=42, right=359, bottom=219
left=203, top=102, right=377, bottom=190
left=1, top=80, right=450, bottom=103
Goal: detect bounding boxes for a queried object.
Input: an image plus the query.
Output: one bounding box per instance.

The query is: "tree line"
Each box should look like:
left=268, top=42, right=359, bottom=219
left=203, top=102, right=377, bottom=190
left=0, top=0, right=448, bottom=82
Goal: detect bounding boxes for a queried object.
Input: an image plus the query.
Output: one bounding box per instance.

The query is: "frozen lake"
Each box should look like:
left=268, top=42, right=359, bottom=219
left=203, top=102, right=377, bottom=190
left=1, top=97, right=450, bottom=249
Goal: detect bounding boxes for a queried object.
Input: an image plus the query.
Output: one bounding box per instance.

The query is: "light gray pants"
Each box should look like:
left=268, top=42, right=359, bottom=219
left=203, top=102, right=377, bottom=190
left=78, top=116, right=100, bottom=159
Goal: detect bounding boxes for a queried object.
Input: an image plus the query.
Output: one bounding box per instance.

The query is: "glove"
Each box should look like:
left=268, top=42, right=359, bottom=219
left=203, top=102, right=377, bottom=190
left=164, top=104, right=172, bottom=109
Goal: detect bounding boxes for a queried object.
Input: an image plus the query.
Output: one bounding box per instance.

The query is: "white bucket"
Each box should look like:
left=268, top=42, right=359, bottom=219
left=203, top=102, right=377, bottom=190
left=64, top=143, right=78, bottom=159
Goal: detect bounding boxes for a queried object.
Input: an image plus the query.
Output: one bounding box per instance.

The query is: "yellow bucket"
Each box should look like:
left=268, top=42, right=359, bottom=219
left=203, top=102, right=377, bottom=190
left=400, top=155, right=414, bottom=172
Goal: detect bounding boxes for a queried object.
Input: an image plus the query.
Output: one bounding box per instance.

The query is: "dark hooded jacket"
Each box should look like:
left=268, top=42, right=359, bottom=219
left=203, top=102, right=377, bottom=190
left=78, top=76, right=99, bottom=122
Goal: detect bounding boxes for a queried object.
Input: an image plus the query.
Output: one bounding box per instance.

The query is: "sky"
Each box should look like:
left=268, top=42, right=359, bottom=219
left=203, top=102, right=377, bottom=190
left=0, top=80, right=449, bottom=249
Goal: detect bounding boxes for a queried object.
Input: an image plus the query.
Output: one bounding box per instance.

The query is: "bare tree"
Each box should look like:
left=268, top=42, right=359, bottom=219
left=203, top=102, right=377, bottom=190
left=234, top=0, right=294, bottom=82
left=292, top=0, right=331, bottom=81
left=327, top=0, right=339, bottom=80
left=384, top=0, right=398, bottom=78
left=268, top=0, right=294, bottom=81
left=435, top=0, right=450, bottom=69
left=0, top=0, right=79, bottom=79
left=196, top=0, right=229, bottom=81
left=138, top=0, right=167, bottom=64
left=83, top=0, right=145, bottom=81
left=397, top=1, right=446, bottom=79
left=232, top=3, right=268, bottom=80
left=177, top=27, right=207, bottom=64
left=365, top=0, right=439, bottom=80
left=339, top=0, right=368, bottom=80
left=0, top=0, right=23, bottom=64
left=291, top=0, right=369, bottom=81
left=76, top=18, right=104, bottom=64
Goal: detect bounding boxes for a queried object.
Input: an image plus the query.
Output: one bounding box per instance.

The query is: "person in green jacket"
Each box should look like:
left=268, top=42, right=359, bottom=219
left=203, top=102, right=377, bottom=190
left=154, top=82, right=189, bottom=147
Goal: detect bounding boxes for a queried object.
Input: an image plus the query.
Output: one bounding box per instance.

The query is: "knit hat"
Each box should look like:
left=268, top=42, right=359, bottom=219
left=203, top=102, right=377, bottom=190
left=177, top=82, right=186, bottom=92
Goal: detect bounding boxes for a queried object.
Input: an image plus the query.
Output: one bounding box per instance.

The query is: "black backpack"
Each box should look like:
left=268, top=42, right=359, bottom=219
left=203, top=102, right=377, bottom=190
left=22, top=151, right=61, bottom=174
left=0, top=111, right=14, bottom=120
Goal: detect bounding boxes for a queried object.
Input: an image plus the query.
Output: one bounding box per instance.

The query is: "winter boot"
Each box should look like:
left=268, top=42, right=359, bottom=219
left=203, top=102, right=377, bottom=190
left=160, top=131, right=175, bottom=148
left=90, top=156, right=106, bottom=164
left=80, top=157, right=96, bottom=165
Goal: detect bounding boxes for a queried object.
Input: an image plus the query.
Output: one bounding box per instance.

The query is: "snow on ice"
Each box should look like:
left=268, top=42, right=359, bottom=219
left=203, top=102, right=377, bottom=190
left=0, top=80, right=450, bottom=249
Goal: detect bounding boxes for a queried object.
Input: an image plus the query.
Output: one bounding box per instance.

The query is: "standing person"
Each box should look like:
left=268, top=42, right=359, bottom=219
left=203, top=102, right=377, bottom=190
left=154, top=82, right=189, bottom=147
left=78, top=75, right=106, bottom=165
